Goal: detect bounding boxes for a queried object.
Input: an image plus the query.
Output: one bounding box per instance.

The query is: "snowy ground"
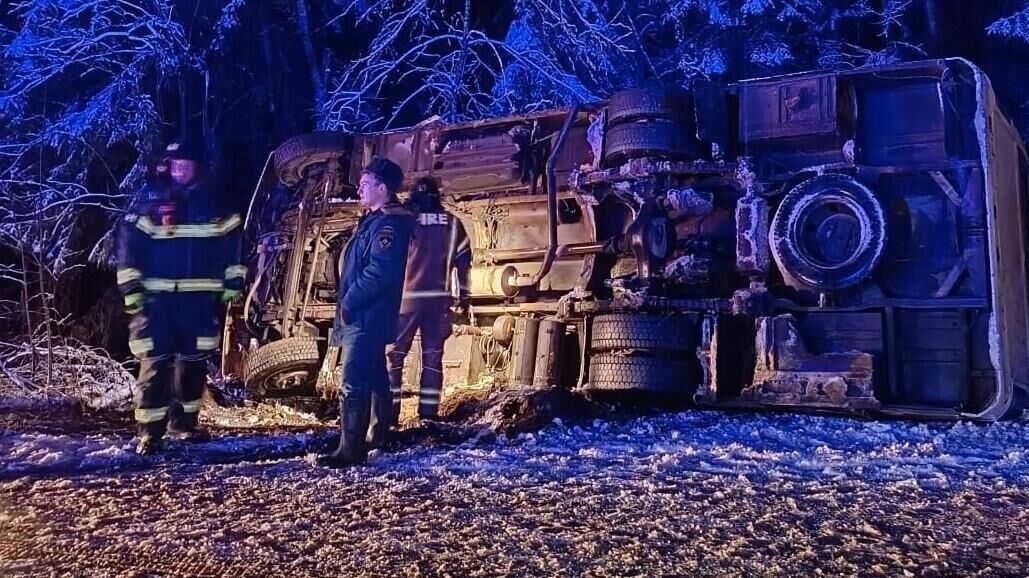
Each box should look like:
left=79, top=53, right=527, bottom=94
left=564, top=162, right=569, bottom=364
left=2, top=406, right=1029, bottom=577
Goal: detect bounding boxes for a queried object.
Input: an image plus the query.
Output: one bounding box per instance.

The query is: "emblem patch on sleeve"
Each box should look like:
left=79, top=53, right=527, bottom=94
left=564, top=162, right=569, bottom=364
left=377, top=226, right=395, bottom=250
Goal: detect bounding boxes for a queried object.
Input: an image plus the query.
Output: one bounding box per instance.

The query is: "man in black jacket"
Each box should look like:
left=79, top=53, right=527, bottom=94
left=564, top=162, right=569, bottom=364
left=117, top=140, right=245, bottom=455
left=318, top=157, right=415, bottom=468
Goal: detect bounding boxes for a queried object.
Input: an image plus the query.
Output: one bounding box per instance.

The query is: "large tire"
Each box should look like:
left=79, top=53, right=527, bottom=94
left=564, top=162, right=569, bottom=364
left=242, top=337, right=321, bottom=400
left=603, top=120, right=700, bottom=166
left=274, top=132, right=351, bottom=187
left=607, top=88, right=693, bottom=125
left=770, top=173, right=887, bottom=291
left=587, top=353, right=692, bottom=393
left=591, top=313, right=697, bottom=352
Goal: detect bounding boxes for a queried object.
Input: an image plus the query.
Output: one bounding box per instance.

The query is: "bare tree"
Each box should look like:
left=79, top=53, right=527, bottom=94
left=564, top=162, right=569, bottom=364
left=320, top=0, right=597, bottom=130
left=988, top=2, right=1029, bottom=43
left=321, top=0, right=495, bottom=129
left=0, top=1, right=200, bottom=398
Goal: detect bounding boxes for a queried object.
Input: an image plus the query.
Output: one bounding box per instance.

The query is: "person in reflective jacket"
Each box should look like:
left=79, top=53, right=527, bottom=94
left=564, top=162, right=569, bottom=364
left=386, top=176, right=472, bottom=423
left=116, top=139, right=246, bottom=455
left=318, top=157, right=415, bottom=468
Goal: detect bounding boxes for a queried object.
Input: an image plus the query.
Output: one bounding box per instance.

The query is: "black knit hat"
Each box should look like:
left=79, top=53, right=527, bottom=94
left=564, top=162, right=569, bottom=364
left=412, top=176, right=441, bottom=197
left=165, top=138, right=205, bottom=162
left=363, top=157, right=403, bottom=194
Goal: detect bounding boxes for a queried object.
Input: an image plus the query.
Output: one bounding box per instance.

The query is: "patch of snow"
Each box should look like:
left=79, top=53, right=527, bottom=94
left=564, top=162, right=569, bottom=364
left=3, top=410, right=1029, bottom=574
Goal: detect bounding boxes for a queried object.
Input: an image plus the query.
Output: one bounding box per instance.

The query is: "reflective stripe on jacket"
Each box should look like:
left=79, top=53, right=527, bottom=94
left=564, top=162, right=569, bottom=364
left=116, top=181, right=246, bottom=307
left=401, top=210, right=471, bottom=311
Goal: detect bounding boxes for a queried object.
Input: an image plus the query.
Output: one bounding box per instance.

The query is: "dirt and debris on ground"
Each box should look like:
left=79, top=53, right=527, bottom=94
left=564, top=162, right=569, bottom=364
left=2, top=389, right=1029, bottom=577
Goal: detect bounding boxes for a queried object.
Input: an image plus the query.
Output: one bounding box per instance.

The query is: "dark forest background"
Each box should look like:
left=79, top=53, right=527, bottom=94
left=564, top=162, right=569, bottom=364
left=1, top=0, right=1028, bottom=358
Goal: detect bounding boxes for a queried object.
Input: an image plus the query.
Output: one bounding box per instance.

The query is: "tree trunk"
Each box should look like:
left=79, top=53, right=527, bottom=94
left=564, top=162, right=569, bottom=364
left=296, top=0, right=327, bottom=116
left=34, top=214, right=53, bottom=389
left=924, top=0, right=941, bottom=51
left=449, top=0, right=473, bottom=122
left=20, top=249, right=35, bottom=373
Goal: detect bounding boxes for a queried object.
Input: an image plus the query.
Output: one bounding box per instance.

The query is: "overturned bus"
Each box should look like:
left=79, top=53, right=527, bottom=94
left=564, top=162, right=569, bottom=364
left=223, top=58, right=1029, bottom=421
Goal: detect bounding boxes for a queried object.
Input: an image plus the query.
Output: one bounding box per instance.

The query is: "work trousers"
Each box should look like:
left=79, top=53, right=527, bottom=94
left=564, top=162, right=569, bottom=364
left=129, top=292, right=221, bottom=436
left=386, top=306, right=453, bottom=419
left=336, top=328, right=392, bottom=437
left=337, top=331, right=391, bottom=404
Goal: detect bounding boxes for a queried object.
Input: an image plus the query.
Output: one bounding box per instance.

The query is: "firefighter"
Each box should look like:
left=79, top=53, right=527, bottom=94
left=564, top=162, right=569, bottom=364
left=386, top=176, right=472, bottom=425
left=317, top=157, right=415, bottom=468
left=116, top=139, right=245, bottom=455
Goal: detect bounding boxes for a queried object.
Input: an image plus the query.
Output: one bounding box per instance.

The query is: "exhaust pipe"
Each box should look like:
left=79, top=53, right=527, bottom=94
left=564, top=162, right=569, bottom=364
left=519, top=104, right=580, bottom=287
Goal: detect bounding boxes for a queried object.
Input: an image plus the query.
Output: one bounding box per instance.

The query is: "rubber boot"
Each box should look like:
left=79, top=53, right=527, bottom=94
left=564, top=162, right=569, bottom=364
left=168, top=408, right=211, bottom=443
left=317, top=391, right=371, bottom=468
left=136, top=420, right=167, bottom=456
left=366, top=389, right=396, bottom=451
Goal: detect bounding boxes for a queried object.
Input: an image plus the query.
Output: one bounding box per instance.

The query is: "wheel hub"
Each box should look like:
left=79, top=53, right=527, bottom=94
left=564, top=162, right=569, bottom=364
left=267, top=370, right=311, bottom=391
left=797, top=196, right=864, bottom=269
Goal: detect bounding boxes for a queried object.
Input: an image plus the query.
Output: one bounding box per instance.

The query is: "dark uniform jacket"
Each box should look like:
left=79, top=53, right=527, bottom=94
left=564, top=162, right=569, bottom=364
left=330, top=201, right=415, bottom=346
left=401, top=209, right=472, bottom=314
left=116, top=181, right=246, bottom=353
